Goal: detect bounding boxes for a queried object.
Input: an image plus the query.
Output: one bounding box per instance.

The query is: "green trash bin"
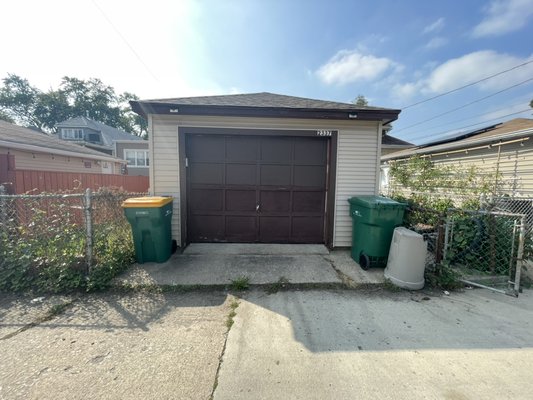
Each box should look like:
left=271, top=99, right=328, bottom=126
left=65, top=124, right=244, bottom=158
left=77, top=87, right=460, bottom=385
left=122, top=196, right=173, bottom=263
left=348, top=195, right=406, bottom=270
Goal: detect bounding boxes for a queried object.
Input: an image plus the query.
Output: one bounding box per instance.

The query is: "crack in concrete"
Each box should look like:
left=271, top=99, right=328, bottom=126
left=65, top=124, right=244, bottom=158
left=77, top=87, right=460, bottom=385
left=0, top=300, right=75, bottom=341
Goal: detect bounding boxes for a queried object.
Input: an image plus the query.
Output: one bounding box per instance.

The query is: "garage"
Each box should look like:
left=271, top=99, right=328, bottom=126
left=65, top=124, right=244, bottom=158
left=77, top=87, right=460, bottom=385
left=187, top=132, right=328, bottom=243
left=130, top=92, right=400, bottom=249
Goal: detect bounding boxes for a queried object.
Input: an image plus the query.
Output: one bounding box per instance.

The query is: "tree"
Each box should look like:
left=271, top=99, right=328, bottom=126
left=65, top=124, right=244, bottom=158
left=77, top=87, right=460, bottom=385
left=0, top=74, right=146, bottom=135
left=353, top=95, right=369, bottom=107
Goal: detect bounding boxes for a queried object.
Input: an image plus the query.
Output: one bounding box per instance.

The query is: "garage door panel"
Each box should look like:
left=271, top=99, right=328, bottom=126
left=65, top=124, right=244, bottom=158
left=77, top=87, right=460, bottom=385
left=226, top=216, right=257, bottom=241
left=226, top=137, right=258, bottom=162
left=189, top=136, right=225, bottom=162
left=190, top=163, right=224, bottom=185
left=190, top=189, right=223, bottom=212
left=294, top=139, right=327, bottom=164
left=292, top=217, right=324, bottom=243
left=226, top=190, right=256, bottom=211
left=226, top=164, right=257, bottom=185
left=260, top=190, right=290, bottom=212
left=260, top=165, right=291, bottom=186
left=294, top=165, right=326, bottom=187
left=292, top=191, right=324, bottom=212
left=260, top=138, right=291, bottom=163
left=259, top=217, right=290, bottom=242
left=189, top=215, right=225, bottom=241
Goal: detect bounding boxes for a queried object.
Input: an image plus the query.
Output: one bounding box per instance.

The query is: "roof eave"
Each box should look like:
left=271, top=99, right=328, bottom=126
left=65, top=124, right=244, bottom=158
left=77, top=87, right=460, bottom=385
left=382, top=127, right=533, bottom=162
left=0, top=140, right=126, bottom=164
left=130, top=100, right=401, bottom=122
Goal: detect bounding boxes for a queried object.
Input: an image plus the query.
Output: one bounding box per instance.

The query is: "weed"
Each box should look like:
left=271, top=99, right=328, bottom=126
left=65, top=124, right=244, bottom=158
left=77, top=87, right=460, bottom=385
left=230, top=276, right=249, bottom=291
left=382, top=279, right=402, bottom=292
left=425, top=264, right=463, bottom=290
left=266, top=276, right=289, bottom=294
left=225, top=298, right=240, bottom=329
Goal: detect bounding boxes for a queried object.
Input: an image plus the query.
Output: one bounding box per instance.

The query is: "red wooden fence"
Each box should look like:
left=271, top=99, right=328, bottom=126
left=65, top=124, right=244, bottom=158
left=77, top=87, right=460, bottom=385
left=11, top=170, right=149, bottom=194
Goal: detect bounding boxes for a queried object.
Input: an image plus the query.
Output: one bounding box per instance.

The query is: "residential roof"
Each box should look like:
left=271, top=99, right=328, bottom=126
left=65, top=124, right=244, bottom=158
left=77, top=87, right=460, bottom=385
left=382, top=118, right=533, bottom=161
left=56, top=116, right=143, bottom=147
left=131, top=92, right=401, bottom=122
left=382, top=134, right=413, bottom=147
left=0, top=120, right=123, bottom=163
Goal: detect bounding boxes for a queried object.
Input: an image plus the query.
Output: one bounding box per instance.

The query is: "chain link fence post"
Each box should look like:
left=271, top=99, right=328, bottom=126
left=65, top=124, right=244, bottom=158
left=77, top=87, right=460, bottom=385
left=0, top=185, right=5, bottom=227
left=513, top=215, right=526, bottom=296
left=84, top=188, right=93, bottom=274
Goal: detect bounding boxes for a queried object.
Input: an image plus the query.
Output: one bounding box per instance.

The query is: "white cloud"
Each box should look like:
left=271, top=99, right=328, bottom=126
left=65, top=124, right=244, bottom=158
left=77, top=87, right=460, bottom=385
left=472, top=0, right=533, bottom=37
left=425, top=50, right=533, bottom=93
left=424, top=37, right=448, bottom=50
left=316, top=50, right=396, bottom=85
left=394, top=50, right=533, bottom=100
left=423, top=18, right=445, bottom=34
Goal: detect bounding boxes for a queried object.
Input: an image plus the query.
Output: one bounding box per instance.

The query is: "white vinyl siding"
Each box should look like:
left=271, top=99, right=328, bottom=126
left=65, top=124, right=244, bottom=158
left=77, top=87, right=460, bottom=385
left=151, top=116, right=181, bottom=240
left=334, top=122, right=380, bottom=247
left=151, top=115, right=381, bottom=246
left=429, top=140, right=533, bottom=197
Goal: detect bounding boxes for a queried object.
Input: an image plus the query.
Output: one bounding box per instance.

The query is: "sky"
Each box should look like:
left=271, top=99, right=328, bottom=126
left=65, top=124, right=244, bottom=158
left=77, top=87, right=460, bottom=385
left=1, top=0, right=532, bottom=144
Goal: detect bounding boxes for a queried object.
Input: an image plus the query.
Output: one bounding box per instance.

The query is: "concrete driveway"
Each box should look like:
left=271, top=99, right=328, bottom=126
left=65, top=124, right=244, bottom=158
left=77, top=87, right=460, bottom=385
left=1, top=288, right=532, bottom=400
left=214, top=288, right=533, bottom=400
left=0, top=291, right=231, bottom=400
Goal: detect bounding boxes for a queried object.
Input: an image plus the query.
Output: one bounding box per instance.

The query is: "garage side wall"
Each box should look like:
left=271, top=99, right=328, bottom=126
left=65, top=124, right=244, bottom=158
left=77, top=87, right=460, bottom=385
left=150, top=116, right=181, bottom=240
left=334, top=122, right=380, bottom=247
left=151, top=115, right=380, bottom=247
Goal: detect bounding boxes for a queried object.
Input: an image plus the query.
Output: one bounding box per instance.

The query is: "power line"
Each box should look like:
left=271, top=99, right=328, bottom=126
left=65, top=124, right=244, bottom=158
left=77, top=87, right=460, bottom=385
left=409, top=109, right=532, bottom=145
left=394, top=77, right=533, bottom=134
left=401, top=59, right=533, bottom=110
left=401, top=101, right=531, bottom=141
left=91, top=0, right=158, bottom=82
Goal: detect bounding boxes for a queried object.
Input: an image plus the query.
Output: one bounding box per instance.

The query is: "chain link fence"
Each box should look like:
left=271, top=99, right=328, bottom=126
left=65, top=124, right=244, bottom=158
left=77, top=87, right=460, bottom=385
left=0, top=186, right=145, bottom=292
left=443, top=209, right=527, bottom=296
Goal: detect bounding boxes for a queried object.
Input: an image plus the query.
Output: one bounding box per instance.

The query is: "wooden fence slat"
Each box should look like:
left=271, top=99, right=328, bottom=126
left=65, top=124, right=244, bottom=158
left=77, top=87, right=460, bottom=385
left=10, top=170, right=148, bottom=194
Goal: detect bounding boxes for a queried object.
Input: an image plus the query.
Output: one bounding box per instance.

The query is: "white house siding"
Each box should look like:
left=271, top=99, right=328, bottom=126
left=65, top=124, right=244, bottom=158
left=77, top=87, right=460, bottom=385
left=150, top=116, right=181, bottom=240
left=334, top=122, right=380, bottom=246
left=429, top=140, right=533, bottom=197
left=150, top=115, right=381, bottom=246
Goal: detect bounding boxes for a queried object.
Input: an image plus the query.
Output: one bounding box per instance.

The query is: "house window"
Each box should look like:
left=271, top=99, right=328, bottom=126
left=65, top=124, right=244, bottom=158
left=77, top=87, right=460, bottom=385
left=62, top=128, right=84, bottom=140
left=87, top=133, right=101, bottom=143
left=125, top=150, right=149, bottom=167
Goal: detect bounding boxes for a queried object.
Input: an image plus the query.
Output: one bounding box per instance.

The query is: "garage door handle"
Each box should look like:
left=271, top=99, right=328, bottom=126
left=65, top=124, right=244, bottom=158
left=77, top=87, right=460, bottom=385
left=256, top=204, right=260, bottom=212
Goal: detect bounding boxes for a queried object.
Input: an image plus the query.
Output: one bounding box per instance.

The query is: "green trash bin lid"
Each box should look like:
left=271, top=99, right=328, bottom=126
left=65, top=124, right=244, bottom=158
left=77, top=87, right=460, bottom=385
left=347, top=195, right=406, bottom=209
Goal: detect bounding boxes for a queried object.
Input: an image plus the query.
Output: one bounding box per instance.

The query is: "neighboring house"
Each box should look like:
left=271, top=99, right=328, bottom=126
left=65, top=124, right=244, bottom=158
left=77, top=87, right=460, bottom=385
left=114, top=140, right=149, bottom=176
left=381, top=133, right=413, bottom=156
left=0, top=120, right=125, bottom=191
left=131, top=92, right=401, bottom=249
left=56, top=116, right=146, bottom=156
left=381, top=118, right=533, bottom=197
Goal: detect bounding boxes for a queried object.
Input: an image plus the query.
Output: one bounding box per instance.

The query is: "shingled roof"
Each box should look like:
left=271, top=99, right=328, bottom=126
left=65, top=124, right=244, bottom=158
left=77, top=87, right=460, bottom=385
left=131, top=92, right=401, bottom=122
left=0, top=120, right=122, bottom=162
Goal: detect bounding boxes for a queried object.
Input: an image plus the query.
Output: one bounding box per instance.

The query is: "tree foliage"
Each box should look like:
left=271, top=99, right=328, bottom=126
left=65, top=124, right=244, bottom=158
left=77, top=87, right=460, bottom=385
left=0, top=74, right=146, bottom=136
left=388, top=155, right=500, bottom=202
left=353, top=95, right=369, bottom=106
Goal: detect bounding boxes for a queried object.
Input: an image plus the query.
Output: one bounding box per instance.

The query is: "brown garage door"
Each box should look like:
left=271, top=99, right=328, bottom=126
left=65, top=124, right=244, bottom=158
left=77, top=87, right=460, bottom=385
left=187, top=134, right=328, bottom=243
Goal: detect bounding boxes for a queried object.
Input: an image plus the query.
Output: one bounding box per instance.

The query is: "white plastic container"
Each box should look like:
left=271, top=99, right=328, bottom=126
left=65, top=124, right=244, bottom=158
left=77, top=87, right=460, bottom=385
left=384, top=227, right=427, bottom=290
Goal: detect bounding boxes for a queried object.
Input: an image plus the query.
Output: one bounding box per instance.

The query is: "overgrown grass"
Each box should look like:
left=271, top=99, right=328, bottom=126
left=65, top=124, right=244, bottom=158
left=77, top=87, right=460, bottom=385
left=0, top=192, right=135, bottom=293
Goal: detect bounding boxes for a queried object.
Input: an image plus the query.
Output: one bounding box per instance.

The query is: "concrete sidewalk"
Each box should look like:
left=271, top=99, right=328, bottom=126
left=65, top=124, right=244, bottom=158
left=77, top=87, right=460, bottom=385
left=113, top=244, right=385, bottom=289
